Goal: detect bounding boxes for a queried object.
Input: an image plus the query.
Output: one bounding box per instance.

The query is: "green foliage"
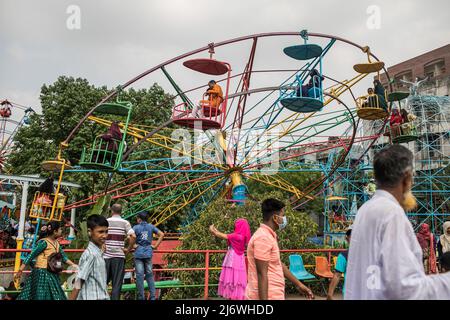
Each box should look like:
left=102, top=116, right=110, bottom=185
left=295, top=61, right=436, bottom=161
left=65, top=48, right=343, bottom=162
left=246, top=171, right=324, bottom=222
left=69, top=194, right=112, bottom=251
left=164, top=190, right=318, bottom=299
left=248, top=172, right=322, bottom=209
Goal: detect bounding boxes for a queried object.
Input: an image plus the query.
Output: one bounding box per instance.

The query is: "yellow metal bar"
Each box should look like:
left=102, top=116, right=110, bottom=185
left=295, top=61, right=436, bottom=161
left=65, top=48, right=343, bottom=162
left=152, top=177, right=225, bottom=226
left=215, top=130, right=227, bottom=151
left=13, top=239, right=23, bottom=289
left=245, top=173, right=314, bottom=200
left=230, top=171, right=243, bottom=188
left=49, top=159, right=66, bottom=221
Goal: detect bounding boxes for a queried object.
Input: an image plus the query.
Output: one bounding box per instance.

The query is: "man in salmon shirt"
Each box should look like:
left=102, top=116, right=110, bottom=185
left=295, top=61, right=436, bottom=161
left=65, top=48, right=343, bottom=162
left=245, top=198, right=314, bottom=300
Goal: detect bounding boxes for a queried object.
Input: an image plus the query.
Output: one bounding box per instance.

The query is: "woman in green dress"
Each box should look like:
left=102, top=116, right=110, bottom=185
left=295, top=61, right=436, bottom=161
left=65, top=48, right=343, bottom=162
left=15, top=221, right=77, bottom=300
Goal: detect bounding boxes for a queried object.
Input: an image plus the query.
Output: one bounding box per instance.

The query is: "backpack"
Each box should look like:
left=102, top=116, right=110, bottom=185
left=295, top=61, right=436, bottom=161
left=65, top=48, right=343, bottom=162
left=44, top=239, right=64, bottom=274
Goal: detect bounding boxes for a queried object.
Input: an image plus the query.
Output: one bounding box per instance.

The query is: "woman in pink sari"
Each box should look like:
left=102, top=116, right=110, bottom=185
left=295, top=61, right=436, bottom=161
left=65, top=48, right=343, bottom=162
left=209, top=218, right=251, bottom=300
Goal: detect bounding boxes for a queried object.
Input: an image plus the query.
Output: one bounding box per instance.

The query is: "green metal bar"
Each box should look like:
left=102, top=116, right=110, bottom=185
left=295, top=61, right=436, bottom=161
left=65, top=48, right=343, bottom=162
left=161, top=66, right=194, bottom=108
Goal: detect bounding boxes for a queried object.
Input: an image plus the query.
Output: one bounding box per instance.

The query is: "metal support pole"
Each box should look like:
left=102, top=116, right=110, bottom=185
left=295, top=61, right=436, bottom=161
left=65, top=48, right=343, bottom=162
left=68, top=208, right=76, bottom=240
left=14, top=181, right=29, bottom=288
left=17, top=182, right=28, bottom=241
left=204, top=251, right=210, bottom=300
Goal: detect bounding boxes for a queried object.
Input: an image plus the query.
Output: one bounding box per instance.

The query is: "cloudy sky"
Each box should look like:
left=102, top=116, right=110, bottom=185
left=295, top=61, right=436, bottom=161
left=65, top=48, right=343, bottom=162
left=1, top=0, right=449, bottom=123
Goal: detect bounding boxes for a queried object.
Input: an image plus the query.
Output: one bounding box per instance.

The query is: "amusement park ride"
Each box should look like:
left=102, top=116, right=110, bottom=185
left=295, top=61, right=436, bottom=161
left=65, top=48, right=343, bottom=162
left=2, top=30, right=449, bottom=274
left=0, top=99, right=35, bottom=222
left=0, top=100, right=34, bottom=172
left=25, top=30, right=398, bottom=225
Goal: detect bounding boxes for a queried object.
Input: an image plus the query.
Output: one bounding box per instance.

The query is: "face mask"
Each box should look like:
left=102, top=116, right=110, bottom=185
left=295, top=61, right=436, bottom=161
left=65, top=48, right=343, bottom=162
left=401, top=191, right=417, bottom=212
left=275, top=215, right=288, bottom=230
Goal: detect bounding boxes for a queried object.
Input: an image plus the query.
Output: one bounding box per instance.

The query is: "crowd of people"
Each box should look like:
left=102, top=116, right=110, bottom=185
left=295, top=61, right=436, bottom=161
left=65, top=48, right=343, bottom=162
left=5, top=203, right=164, bottom=301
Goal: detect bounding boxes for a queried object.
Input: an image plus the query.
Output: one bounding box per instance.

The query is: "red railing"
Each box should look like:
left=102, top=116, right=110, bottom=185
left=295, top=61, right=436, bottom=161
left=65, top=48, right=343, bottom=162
left=0, top=248, right=346, bottom=299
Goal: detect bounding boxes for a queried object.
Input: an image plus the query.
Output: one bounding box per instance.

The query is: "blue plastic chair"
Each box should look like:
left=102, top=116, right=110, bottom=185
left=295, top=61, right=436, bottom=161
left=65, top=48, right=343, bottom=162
left=289, top=254, right=316, bottom=280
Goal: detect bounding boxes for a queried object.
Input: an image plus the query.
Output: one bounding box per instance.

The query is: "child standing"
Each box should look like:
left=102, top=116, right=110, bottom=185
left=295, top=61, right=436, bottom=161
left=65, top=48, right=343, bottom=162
left=15, top=221, right=77, bottom=300
left=70, top=215, right=109, bottom=300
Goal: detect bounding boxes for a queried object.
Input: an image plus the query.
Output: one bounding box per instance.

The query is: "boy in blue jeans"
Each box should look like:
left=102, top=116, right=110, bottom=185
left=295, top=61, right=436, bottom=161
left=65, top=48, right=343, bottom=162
left=133, top=211, right=164, bottom=300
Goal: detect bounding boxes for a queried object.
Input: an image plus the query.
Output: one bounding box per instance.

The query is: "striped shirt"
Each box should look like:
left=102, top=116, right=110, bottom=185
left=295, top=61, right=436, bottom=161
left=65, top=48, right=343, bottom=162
left=104, top=215, right=134, bottom=259
left=245, top=224, right=285, bottom=300
left=76, top=242, right=109, bottom=300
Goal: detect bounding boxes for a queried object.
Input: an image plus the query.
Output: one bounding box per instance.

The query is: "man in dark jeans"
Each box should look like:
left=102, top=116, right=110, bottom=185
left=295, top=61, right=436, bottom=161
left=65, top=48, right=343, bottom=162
left=132, top=211, right=164, bottom=300
left=104, top=203, right=136, bottom=300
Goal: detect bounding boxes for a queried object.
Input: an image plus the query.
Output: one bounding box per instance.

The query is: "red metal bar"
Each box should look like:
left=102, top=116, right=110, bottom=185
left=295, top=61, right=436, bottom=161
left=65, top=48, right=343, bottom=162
left=0, top=248, right=346, bottom=254
left=204, top=251, right=210, bottom=299
left=230, top=37, right=258, bottom=166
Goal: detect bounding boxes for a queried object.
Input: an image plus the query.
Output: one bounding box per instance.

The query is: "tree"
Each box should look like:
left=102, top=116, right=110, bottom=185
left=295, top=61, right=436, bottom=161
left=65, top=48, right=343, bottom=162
left=246, top=171, right=325, bottom=232
left=163, top=190, right=319, bottom=299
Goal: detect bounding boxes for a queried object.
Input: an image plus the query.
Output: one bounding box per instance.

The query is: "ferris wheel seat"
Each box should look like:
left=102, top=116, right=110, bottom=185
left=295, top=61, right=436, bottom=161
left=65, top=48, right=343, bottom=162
left=79, top=136, right=123, bottom=171
left=172, top=102, right=224, bottom=129
left=353, top=61, right=384, bottom=74
left=308, top=87, right=322, bottom=99
left=200, top=100, right=222, bottom=116
left=0, top=108, right=11, bottom=118
left=388, top=91, right=410, bottom=102
left=356, top=107, right=388, bottom=120
left=29, top=191, right=65, bottom=221
left=41, top=160, right=72, bottom=172
left=173, top=118, right=222, bottom=130
left=183, top=58, right=229, bottom=75
left=390, top=123, right=419, bottom=144
left=280, top=97, right=323, bottom=113
left=283, top=44, right=323, bottom=60
left=93, top=102, right=132, bottom=116
left=392, top=134, right=419, bottom=144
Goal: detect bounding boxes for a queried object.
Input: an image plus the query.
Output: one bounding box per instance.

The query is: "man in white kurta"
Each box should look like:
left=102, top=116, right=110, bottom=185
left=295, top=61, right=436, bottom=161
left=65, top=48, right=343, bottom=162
left=345, top=146, right=450, bottom=300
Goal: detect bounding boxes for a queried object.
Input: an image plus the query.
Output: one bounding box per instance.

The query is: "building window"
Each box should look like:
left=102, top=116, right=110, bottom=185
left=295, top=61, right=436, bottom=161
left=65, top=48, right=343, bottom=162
left=424, top=58, right=445, bottom=78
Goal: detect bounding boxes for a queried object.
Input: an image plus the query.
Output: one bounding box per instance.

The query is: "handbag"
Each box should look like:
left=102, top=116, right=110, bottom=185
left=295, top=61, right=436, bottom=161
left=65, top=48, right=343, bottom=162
left=44, top=239, right=64, bottom=274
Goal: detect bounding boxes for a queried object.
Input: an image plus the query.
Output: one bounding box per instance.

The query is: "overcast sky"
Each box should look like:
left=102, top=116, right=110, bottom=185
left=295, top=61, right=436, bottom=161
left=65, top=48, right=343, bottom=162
left=1, top=0, right=449, bottom=125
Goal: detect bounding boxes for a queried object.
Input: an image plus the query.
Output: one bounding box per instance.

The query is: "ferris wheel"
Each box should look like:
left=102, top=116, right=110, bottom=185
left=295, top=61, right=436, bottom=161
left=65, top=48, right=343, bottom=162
left=0, top=100, right=35, bottom=171
left=41, top=31, right=401, bottom=227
